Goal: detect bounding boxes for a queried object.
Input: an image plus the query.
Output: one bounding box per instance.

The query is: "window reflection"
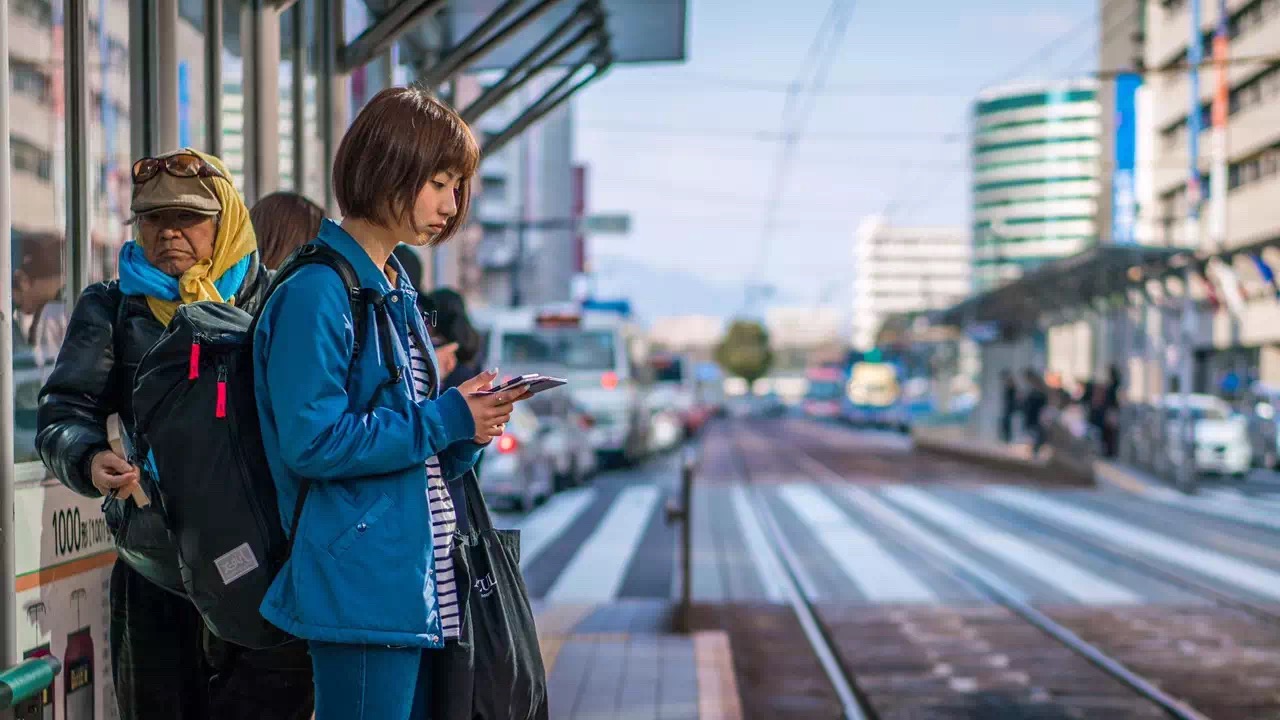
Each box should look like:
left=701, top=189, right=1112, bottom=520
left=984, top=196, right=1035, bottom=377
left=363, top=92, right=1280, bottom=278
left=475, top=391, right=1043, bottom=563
left=301, top=0, right=324, bottom=202
left=9, top=0, right=68, bottom=463
left=175, top=0, right=209, bottom=152
left=222, top=0, right=246, bottom=186
left=279, top=3, right=296, bottom=190
left=88, top=0, right=135, bottom=285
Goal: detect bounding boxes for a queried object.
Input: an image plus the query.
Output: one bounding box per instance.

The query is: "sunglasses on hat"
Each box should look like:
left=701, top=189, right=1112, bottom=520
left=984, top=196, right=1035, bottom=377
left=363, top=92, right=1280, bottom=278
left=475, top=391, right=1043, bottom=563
left=132, top=153, right=225, bottom=184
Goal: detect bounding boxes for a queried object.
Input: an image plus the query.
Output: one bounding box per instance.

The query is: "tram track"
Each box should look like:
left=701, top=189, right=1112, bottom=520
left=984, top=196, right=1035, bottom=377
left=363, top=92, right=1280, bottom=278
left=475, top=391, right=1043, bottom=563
left=726, top=419, right=1214, bottom=720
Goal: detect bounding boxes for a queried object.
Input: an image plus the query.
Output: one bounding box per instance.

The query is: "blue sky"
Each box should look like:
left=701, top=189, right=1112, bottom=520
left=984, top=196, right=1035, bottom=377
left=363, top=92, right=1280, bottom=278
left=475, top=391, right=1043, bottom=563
left=573, top=0, right=1098, bottom=322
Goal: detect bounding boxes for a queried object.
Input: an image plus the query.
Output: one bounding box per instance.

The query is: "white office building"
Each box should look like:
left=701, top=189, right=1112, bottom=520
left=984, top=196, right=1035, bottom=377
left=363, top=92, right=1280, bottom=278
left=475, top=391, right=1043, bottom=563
left=852, top=216, right=970, bottom=351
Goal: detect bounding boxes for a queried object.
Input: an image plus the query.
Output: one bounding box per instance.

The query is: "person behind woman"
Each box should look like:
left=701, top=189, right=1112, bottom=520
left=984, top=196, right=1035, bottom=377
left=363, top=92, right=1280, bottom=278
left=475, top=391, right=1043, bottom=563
left=251, top=191, right=327, bottom=270
left=253, top=86, right=529, bottom=719
left=421, top=287, right=485, bottom=391
left=36, top=149, right=311, bottom=719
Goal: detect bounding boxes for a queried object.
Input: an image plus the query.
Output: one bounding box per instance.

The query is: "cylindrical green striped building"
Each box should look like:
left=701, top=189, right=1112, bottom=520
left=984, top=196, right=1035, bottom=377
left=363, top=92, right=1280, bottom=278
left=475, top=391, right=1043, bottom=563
left=971, top=80, right=1101, bottom=291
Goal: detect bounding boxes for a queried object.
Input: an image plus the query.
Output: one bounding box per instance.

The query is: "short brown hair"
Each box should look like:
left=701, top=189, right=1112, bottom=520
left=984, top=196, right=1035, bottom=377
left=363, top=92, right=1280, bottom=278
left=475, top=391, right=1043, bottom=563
left=251, top=191, right=325, bottom=269
left=333, top=87, right=479, bottom=245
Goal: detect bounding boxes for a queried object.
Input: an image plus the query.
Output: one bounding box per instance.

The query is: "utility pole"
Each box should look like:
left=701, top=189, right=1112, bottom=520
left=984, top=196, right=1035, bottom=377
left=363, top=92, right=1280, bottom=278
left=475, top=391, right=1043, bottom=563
left=510, top=125, right=532, bottom=307
left=1177, top=0, right=1203, bottom=493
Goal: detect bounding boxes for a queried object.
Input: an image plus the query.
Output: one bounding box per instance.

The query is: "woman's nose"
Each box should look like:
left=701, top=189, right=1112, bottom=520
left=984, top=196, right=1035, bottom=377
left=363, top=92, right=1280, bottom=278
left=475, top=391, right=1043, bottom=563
left=441, top=194, right=458, bottom=218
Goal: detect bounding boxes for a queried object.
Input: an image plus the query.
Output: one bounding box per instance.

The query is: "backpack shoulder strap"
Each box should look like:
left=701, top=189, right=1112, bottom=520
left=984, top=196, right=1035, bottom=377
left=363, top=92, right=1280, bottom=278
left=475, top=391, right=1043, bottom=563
left=250, top=242, right=368, bottom=358
left=252, top=243, right=368, bottom=553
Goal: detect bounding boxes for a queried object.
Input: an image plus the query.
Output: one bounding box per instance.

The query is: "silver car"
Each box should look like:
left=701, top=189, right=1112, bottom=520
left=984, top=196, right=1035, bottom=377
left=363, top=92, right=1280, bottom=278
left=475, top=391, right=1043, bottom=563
left=476, top=403, right=557, bottom=513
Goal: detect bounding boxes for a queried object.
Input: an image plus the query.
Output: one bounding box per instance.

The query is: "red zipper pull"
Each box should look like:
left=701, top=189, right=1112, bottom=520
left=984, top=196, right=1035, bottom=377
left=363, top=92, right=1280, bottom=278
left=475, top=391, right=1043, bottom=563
left=189, top=342, right=201, bottom=380
left=215, top=365, right=227, bottom=418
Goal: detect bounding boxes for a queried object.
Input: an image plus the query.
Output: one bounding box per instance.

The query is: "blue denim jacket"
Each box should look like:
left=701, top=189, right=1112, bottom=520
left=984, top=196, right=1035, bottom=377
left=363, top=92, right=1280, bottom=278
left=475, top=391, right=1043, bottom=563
left=253, top=220, right=483, bottom=647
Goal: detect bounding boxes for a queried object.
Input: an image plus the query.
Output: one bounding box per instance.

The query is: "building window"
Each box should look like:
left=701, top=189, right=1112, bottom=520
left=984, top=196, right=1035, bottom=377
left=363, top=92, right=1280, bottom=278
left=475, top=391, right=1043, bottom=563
left=1160, top=64, right=1280, bottom=148
left=12, top=138, right=52, bottom=180
left=10, top=59, right=51, bottom=102
left=1228, top=144, right=1280, bottom=190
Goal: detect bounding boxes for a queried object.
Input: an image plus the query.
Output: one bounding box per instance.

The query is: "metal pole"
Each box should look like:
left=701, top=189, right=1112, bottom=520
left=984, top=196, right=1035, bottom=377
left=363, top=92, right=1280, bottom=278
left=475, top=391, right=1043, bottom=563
left=0, top=0, right=19, bottom=673
left=320, top=0, right=344, bottom=216
left=419, top=0, right=562, bottom=89
left=205, top=0, right=224, bottom=157
left=1209, top=0, right=1229, bottom=252
left=65, top=0, right=92, bottom=303
left=680, top=450, right=693, bottom=631
left=1178, top=0, right=1204, bottom=493
left=459, top=13, right=600, bottom=123
left=158, top=0, right=180, bottom=149
left=1178, top=271, right=1197, bottom=492
left=481, top=61, right=609, bottom=156
left=291, top=1, right=306, bottom=191
left=130, top=0, right=161, bottom=159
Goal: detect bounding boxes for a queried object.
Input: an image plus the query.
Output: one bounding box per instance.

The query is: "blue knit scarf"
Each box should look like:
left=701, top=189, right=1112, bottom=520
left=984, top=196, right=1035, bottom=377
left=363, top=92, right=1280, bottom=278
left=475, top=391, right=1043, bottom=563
left=117, top=241, right=251, bottom=302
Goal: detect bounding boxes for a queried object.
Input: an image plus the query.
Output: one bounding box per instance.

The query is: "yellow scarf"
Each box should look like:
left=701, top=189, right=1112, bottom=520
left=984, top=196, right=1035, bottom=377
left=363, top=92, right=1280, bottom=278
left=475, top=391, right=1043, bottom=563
left=139, top=149, right=257, bottom=326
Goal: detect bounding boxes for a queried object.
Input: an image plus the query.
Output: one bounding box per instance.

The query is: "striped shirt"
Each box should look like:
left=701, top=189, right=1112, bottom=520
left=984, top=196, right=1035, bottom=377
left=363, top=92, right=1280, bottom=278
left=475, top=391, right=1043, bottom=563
left=408, top=332, right=461, bottom=640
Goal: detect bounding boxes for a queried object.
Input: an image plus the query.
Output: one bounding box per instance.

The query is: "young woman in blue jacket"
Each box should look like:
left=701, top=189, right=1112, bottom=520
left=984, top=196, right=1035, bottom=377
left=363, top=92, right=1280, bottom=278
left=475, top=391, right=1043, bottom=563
left=253, top=86, right=527, bottom=719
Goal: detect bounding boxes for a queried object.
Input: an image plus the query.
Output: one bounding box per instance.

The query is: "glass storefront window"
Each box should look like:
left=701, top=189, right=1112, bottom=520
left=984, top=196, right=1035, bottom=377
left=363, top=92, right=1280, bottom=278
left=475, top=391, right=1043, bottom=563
left=221, top=0, right=246, bottom=188
left=88, top=0, right=135, bottom=286
left=10, top=0, right=69, bottom=463
left=301, top=0, right=324, bottom=203
left=175, top=0, right=209, bottom=152
left=278, top=3, right=296, bottom=190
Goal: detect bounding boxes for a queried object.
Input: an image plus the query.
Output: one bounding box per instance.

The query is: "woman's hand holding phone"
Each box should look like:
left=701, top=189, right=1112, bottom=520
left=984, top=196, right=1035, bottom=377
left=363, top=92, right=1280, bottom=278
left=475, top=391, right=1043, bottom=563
left=459, top=369, right=532, bottom=443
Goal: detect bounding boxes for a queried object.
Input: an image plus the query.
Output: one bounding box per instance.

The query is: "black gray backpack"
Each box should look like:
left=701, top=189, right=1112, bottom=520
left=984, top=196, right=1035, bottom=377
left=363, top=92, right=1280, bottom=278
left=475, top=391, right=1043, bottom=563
left=128, top=243, right=395, bottom=648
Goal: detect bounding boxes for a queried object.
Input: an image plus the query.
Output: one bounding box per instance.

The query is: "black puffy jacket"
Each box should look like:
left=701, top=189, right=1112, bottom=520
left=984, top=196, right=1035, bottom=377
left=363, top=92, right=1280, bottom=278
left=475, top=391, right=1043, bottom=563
left=36, top=260, right=272, bottom=497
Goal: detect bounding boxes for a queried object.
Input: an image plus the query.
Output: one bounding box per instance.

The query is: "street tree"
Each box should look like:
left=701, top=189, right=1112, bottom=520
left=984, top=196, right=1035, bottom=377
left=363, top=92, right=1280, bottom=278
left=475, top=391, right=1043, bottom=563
left=715, top=319, right=773, bottom=384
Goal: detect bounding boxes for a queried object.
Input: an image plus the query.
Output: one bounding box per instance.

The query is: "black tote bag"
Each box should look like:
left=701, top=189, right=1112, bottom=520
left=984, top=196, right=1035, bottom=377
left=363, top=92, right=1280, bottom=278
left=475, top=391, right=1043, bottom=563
left=431, top=470, right=549, bottom=720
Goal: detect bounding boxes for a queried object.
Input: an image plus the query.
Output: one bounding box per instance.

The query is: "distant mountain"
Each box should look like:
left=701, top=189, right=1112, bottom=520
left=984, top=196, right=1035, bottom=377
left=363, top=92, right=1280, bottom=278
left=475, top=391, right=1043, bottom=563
left=589, top=255, right=793, bottom=322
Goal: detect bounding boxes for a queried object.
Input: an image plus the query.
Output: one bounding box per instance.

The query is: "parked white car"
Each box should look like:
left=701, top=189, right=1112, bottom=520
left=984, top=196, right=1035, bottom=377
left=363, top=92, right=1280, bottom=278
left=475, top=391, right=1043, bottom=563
left=1161, top=394, right=1251, bottom=477
left=477, top=404, right=557, bottom=512
left=524, top=393, right=599, bottom=491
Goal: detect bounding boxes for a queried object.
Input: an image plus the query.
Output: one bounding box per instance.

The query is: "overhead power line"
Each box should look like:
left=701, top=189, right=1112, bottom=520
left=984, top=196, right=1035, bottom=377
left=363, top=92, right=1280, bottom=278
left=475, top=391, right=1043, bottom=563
left=749, top=0, right=859, bottom=305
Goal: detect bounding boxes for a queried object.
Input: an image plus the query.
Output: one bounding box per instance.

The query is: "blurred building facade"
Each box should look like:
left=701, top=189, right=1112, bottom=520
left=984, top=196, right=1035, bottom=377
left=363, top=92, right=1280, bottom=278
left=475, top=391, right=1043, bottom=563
left=1143, top=0, right=1280, bottom=389
left=765, top=306, right=845, bottom=371
left=852, top=216, right=970, bottom=352
left=971, top=80, right=1102, bottom=291
left=469, top=78, right=577, bottom=310
left=647, top=315, right=724, bottom=351
left=1147, top=0, right=1280, bottom=251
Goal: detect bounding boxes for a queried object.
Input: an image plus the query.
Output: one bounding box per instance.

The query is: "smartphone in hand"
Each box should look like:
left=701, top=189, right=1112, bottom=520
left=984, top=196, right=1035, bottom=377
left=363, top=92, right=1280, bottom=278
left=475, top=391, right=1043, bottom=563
left=473, top=373, right=566, bottom=397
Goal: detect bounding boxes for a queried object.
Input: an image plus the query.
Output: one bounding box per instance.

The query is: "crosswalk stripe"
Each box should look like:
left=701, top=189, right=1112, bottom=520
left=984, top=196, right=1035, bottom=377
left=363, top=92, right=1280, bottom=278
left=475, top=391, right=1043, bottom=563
left=545, top=485, right=661, bottom=602
left=987, top=487, right=1280, bottom=601
left=778, top=485, right=937, bottom=603
left=511, top=488, right=598, bottom=569
left=882, top=487, right=1143, bottom=605
left=1137, top=486, right=1280, bottom=532
left=729, top=485, right=790, bottom=603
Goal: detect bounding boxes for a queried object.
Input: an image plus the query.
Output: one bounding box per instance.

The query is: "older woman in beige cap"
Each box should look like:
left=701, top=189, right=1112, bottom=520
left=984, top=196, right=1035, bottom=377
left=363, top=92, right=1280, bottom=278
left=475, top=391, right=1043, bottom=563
left=36, top=149, right=312, bottom=720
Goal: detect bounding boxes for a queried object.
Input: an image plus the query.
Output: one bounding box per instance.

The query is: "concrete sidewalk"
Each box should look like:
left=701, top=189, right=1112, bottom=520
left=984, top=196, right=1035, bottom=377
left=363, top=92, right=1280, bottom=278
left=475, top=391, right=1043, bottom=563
left=534, top=600, right=741, bottom=720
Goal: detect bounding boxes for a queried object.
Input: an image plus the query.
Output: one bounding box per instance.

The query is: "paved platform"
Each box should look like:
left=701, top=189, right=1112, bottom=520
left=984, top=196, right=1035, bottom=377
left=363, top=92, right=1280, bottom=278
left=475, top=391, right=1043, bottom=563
left=911, top=424, right=1095, bottom=485
left=534, top=600, right=741, bottom=720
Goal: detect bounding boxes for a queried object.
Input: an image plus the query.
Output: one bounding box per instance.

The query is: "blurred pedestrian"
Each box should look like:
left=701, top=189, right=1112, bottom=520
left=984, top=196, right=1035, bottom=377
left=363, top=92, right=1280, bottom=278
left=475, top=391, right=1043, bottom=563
left=999, top=369, right=1018, bottom=444
left=1022, top=369, right=1048, bottom=456
left=12, top=231, right=68, bottom=371
left=252, top=86, right=528, bottom=720
left=37, top=148, right=313, bottom=719
left=251, top=191, right=326, bottom=270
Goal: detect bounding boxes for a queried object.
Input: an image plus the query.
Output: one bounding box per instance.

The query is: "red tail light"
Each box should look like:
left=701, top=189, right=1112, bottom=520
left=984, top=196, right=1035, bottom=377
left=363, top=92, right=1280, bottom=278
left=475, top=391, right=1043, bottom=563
left=601, top=371, right=619, bottom=390
left=497, top=435, right=519, bottom=454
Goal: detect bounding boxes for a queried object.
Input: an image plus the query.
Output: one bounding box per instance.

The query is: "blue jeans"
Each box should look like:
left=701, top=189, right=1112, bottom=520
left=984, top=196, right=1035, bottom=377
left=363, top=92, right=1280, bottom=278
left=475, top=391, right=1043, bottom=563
left=309, top=641, right=432, bottom=720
